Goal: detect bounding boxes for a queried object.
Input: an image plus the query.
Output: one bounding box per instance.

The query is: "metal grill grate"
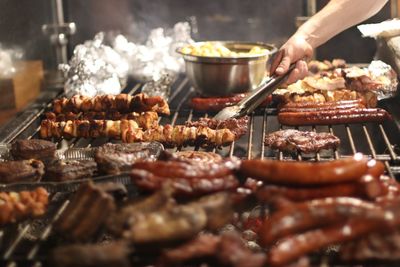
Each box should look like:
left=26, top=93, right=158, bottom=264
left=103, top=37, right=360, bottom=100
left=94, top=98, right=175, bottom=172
left=0, top=76, right=399, bottom=266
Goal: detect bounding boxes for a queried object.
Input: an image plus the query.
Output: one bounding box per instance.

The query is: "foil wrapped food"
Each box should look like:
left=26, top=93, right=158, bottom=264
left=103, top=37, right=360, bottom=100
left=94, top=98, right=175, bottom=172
left=343, top=60, right=398, bottom=99
left=113, top=22, right=193, bottom=81
left=60, top=33, right=129, bottom=97
left=0, top=45, right=23, bottom=79
left=141, top=73, right=175, bottom=100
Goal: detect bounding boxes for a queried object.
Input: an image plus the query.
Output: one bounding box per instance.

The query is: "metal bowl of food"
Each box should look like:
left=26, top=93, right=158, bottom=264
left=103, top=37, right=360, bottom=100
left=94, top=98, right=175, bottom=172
left=177, top=41, right=277, bottom=96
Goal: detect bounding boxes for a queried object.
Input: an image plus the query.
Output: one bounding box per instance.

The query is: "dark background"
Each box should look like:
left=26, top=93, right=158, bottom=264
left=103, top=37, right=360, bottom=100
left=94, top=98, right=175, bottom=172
left=0, top=0, right=393, bottom=71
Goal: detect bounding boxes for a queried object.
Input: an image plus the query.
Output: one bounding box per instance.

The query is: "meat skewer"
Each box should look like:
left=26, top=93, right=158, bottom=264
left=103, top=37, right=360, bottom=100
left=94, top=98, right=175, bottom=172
left=41, top=119, right=239, bottom=147
left=52, top=93, right=170, bottom=115
left=0, top=187, right=49, bottom=225
left=45, top=111, right=158, bottom=130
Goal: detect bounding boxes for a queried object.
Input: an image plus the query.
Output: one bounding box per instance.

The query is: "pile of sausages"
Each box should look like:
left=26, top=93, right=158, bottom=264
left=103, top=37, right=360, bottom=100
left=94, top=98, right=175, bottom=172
left=239, top=154, right=400, bottom=266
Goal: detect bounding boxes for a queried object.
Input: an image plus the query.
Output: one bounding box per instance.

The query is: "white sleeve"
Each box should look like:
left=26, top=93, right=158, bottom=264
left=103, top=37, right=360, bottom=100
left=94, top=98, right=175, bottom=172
left=295, top=0, right=389, bottom=48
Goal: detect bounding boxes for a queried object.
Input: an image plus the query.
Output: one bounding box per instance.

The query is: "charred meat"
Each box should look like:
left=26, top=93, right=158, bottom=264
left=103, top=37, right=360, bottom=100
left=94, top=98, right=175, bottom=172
left=55, top=181, right=116, bottom=241
left=11, top=139, right=56, bottom=163
left=51, top=242, right=131, bottom=267
left=0, top=187, right=49, bottom=225
left=264, top=129, right=340, bottom=153
left=0, top=159, right=44, bottom=183
left=44, top=160, right=97, bottom=182
left=95, top=143, right=159, bottom=175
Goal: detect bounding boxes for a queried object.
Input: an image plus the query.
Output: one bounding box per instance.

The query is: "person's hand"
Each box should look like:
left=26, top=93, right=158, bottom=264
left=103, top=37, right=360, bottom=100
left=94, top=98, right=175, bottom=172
left=270, top=35, right=314, bottom=84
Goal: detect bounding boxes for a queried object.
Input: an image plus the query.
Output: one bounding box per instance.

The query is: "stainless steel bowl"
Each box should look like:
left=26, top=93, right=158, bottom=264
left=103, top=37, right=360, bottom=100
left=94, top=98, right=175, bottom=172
left=177, top=41, right=277, bottom=96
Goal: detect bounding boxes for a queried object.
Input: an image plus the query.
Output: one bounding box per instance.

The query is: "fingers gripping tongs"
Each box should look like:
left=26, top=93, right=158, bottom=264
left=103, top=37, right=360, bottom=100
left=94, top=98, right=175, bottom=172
left=213, top=64, right=296, bottom=120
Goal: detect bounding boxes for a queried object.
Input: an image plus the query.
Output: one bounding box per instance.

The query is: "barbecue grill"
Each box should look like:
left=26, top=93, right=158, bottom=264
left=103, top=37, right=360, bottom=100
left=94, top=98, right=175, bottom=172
left=0, top=74, right=399, bottom=266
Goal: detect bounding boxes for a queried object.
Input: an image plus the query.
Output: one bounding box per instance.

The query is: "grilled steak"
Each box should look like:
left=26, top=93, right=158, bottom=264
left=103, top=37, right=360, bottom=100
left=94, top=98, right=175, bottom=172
left=55, top=182, right=116, bottom=241
left=95, top=143, right=157, bottom=175
left=0, top=187, right=48, bottom=225
left=44, top=160, right=97, bottom=182
left=11, top=139, right=56, bottom=163
left=264, top=129, right=340, bottom=153
left=0, top=159, right=45, bottom=183
left=51, top=242, right=131, bottom=267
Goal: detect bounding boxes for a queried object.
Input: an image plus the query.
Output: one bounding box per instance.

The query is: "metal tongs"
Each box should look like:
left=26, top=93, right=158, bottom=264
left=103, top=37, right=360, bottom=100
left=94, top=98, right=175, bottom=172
left=213, top=64, right=296, bottom=120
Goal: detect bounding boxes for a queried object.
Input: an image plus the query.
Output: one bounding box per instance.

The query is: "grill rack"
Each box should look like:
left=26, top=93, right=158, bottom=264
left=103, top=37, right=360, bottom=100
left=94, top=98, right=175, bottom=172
left=0, top=76, right=399, bottom=267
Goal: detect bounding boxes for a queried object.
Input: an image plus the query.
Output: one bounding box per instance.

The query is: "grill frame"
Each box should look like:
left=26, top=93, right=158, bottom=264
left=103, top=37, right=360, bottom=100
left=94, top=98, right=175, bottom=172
left=0, top=75, right=399, bottom=266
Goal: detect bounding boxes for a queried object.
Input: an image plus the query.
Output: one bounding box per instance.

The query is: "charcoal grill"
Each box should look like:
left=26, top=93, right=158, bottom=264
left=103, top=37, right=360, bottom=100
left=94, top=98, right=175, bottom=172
left=0, top=75, right=399, bottom=267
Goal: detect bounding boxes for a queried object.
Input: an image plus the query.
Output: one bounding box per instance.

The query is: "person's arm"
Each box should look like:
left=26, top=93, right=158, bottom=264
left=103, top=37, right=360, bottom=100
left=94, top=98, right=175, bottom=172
left=272, top=0, right=388, bottom=83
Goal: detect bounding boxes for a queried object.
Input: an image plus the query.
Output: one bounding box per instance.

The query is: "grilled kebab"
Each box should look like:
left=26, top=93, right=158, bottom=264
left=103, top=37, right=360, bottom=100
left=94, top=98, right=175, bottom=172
left=0, top=187, right=49, bottom=225
left=40, top=117, right=245, bottom=147
left=52, top=93, right=170, bottom=115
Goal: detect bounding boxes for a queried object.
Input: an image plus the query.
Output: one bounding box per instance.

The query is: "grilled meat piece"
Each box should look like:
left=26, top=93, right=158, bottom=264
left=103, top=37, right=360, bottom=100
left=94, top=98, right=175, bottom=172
left=130, top=158, right=240, bottom=196
left=185, top=116, right=249, bottom=138
left=340, top=231, right=400, bottom=261
left=40, top=119, right=237, bottom=147
left=107, top=185, right=176, bottom=236
left=55, top=181, right=116, bottom=241
left=96, top=182, right=128, bottom=202
left=122, top=204, right=207, bottom=243
left=95, top=143, right=159, bottom=175
left=160, top=233, right=266, bottom=267
left=0, top=187, right=48, bottom=225
left=51, top=242, right=131, bottom=267
left=308, top=59, right=346, bottom=74
left=217, top=233, right=267, bottom=267
left=11, top=139, right=56, bottom=163
left=264, top=129, right=340, bottom=153
left=192, top=192, right=234, bottom=230
left=45, top=111, right=158, bottom=129
left=0, top=159, right=44, bottom=183
left=159, top=234, right=221, bottom=266
left=274, top=83, right=378, bottom=108
left=52, top=93, right=170, bottom=115
left=44, top=160, right=97, bottom=182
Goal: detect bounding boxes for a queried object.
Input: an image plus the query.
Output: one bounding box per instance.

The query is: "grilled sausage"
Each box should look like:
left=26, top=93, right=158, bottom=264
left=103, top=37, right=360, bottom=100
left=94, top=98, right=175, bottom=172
left=240, top=155, right=371, bottom=186
left=278, top=108, right=391, bottom=126
left=278, top=99, right=366, bottom=113
left=190, top=95, right=272, bottom=112
left=259, top=197, right=383, bottom=247
left=268, top=219, right=385, bottom=267
left=256, top=176, right=387, bottom=203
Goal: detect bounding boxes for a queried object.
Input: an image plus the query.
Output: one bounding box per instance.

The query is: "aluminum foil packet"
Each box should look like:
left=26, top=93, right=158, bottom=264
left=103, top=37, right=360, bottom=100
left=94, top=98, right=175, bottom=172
left=343, top=60, right=398, bottom=99
left=0, top=45, right=23, bottom=79
left=60, top=32, right=129, bottom=97
left=113, top=22, right=193, bottom=81
left=141, top=73, right=175, bottom=99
